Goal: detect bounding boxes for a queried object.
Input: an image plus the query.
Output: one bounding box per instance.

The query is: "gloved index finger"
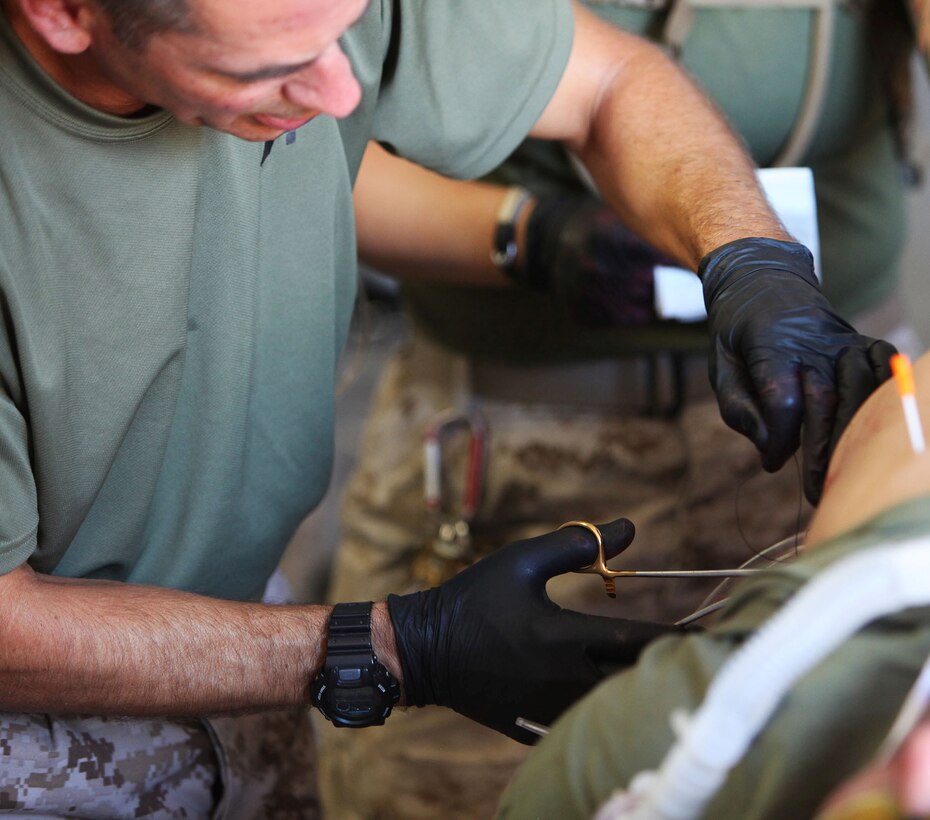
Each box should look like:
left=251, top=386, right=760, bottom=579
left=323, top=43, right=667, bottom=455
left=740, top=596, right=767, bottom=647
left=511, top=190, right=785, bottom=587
left=756, top=368, right=804, bottom=472
left=799, top=365, right=839, bottom=505
left=539, top=518, right=635, bottom=579
left=713, top=344, right=769, bottom=455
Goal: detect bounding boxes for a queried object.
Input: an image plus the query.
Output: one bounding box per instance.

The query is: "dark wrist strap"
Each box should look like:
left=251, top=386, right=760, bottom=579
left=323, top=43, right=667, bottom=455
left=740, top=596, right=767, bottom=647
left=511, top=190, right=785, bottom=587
left=325, top=602, right=376, bottom=668
left=490, top=187, right=532, bottom=278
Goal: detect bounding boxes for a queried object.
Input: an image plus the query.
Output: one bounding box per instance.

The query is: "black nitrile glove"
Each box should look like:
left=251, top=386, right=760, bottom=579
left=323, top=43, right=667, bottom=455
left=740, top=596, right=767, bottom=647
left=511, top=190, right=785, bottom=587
left=522, top=193, right=669, bottom=327
left=701, top=237, right=897, bottom=504
left=387, top=518, right=687, bottom=745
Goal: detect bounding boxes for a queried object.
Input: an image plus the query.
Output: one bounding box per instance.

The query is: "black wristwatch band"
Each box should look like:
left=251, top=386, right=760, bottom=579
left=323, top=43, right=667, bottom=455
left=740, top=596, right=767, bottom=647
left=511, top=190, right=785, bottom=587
left=310, top=602, right=400, bottom=728
left=327, top=601, right=377, bottom=664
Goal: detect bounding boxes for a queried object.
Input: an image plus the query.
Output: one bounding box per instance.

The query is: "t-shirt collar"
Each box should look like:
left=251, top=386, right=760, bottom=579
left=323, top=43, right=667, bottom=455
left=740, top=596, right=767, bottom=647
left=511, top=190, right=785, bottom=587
left=0, top=8, right=173, bottom=141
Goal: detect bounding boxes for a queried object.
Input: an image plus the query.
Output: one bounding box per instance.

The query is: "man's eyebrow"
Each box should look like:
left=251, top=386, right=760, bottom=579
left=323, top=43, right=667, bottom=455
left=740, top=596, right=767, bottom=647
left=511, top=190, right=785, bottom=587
left=220, top=58, right=318, bottom=83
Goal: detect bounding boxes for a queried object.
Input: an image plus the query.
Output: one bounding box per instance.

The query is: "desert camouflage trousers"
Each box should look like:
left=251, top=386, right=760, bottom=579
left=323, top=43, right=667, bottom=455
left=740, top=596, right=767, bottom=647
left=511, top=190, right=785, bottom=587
left=316, top=329, right=815, bottom=820
left=0, top=708, right=320, bottom=819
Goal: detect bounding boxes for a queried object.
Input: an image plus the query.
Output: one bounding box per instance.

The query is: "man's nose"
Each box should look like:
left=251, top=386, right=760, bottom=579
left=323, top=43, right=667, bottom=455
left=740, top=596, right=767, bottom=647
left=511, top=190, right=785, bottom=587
left=283, top=43, right=362, bottom=118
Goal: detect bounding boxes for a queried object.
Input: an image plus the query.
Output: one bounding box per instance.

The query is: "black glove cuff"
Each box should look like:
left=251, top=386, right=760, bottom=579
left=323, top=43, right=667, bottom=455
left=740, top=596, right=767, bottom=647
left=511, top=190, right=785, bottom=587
left=698, top=237, right=818, bottom=306
left=522, top=193, right=579, bottom=291
left=387, top=590, right=439, bottom=709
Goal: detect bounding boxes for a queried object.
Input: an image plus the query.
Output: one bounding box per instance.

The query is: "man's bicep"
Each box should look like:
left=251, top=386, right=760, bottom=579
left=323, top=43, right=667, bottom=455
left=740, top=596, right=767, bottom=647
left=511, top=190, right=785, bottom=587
left=529, top=2, right=655, bottom=149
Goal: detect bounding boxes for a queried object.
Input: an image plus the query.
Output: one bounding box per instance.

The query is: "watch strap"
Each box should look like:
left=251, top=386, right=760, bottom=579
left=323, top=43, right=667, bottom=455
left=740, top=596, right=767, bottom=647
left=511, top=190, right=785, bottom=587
left=490, top=186, right=532, bottom=277
left=325, top=601, right=375, bottom=671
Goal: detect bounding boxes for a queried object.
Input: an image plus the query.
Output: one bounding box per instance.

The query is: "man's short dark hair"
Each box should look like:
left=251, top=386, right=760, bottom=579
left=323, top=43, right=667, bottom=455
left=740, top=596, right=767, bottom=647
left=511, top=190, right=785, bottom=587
left=93, top=0, right=197, bottom=49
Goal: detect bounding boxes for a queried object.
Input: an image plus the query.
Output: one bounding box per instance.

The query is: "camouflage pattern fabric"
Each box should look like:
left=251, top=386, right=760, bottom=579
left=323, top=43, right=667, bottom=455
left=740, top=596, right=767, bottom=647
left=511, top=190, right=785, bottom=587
left=0, top=708, right=320, bottom=819
left=206, top=709, right=320, bottom=820
left=316, top=330, right=814, bottom=820
left=0, top=714, right=216, bottom=818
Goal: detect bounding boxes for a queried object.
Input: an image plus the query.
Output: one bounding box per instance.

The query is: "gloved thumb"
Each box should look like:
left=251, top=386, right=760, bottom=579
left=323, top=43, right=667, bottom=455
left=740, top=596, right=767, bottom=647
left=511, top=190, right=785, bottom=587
left=867, top=339, right=897, bottom=384
left=523, top=518, right=635, bottom=581
left=823, top=338, right=898, bottom=484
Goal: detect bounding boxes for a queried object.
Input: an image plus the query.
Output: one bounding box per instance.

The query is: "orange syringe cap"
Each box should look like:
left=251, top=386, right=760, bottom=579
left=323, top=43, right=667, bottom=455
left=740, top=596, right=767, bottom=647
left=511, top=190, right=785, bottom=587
left=892, top=353, right=916, bottom=397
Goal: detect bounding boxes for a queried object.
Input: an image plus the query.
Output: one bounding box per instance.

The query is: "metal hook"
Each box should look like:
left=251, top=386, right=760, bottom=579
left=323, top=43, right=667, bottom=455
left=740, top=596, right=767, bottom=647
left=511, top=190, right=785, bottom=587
left=424, top=408, right=488, bottom=521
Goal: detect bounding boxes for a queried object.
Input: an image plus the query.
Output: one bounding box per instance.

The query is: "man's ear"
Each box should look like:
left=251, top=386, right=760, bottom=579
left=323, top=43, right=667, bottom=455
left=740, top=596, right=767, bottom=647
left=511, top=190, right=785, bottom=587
left=15, top=0, right=98, bottom=54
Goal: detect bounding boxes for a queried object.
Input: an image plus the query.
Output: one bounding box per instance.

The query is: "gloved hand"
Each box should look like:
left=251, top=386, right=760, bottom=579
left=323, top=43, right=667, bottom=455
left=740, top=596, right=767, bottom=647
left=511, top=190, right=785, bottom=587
left=521, top=193, right=669, bottom=327
left=701, top=237, right=897, bottom=504
left=387, top=518, right=687, bottom=744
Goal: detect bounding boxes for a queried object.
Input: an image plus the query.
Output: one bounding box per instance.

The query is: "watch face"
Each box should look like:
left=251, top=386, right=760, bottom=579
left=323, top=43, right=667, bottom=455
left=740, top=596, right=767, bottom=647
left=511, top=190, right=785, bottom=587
left=312, top=661, right=400, bottom=728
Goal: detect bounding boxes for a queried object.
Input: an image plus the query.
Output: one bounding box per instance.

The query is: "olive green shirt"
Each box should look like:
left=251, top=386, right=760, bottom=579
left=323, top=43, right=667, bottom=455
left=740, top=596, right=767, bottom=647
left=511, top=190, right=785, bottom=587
left=0, top=0, right=573, bottom=599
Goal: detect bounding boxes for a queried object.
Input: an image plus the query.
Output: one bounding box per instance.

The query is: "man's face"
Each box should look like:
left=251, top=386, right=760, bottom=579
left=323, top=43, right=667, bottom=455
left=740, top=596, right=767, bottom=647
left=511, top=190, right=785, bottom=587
left=87, top=0, right=369, bottom=140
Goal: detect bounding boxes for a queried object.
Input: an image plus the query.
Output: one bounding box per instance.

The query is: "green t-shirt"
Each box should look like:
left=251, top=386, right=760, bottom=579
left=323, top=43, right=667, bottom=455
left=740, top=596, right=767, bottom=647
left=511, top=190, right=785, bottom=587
left=499, top=496, right=930, bottom=819
left=0, top=0, right=573, bottom=599
left=405, top=2, right=908, bottom=362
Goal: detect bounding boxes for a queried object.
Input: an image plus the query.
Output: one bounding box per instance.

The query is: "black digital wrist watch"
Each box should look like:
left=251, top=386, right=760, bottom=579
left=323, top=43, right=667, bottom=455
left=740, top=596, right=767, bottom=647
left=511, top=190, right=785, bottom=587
left=310, top=601, right=401, bottom=728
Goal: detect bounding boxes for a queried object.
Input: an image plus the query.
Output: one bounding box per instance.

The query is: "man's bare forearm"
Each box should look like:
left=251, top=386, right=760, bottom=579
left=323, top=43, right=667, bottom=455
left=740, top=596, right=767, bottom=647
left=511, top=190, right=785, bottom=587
left=0, top=564, right=402, bottom=715
left=534, top=2, right=791, bottom=268
left=354, top=142, right=531, bottom=285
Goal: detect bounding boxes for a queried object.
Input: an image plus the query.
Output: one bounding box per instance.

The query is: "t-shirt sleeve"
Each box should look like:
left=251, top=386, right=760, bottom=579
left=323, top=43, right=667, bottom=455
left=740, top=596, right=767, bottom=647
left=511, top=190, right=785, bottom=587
left=0, top=379, right=38, bottom=573
left=359, top=0, right=574, bottom=180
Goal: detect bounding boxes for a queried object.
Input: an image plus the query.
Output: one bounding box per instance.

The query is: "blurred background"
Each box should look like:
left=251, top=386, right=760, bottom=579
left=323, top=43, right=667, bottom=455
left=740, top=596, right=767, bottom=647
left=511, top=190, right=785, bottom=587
left=902, top=58, right=930, bottom=338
